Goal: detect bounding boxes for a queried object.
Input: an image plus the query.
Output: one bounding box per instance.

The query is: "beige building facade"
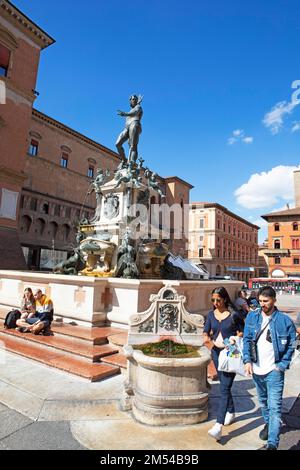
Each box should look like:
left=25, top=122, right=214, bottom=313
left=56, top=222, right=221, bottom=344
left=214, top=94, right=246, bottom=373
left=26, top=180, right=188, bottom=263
left=188, top=202, right=259, bottom=283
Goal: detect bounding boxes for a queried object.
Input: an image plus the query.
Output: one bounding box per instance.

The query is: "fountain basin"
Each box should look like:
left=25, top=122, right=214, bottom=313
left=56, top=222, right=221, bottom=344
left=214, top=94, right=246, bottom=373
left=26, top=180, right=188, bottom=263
left=124, top=345, right=211, bottom=426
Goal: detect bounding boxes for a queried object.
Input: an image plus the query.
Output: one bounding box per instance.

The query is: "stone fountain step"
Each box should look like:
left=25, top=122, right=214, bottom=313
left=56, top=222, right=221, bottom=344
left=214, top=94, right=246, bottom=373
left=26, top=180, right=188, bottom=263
left=0, top=326, right=119, bottom=362
left=0, top=306, right=124, bottom=345
left=0, top=306, right=127, bottom=381
left=50, top=324, right=125, bottom=345
left=0, top=333, right=120, bottom=382
left=101, top=352, right=128, bottom=369
left=107, top=332, right=128, bottom=348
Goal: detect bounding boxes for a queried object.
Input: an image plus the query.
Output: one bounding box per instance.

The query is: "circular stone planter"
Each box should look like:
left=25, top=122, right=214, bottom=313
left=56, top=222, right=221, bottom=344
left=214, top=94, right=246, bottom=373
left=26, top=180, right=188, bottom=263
left=130, top=348, right=211, bottom=426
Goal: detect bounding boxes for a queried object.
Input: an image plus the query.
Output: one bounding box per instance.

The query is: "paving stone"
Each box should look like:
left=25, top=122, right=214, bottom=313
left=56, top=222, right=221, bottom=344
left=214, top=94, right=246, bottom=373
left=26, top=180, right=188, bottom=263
left=70, top=416, right=263, bottom=451
left=0, top=440, right=10, bottom=450
left=0, top=403, right=8, bottom=413
left=1, top=421, right=87, bottom=450
left=278, top=425, right=300, bottom=450
left=0, top=409, right=32, bottom=440
left=0, top=381, right=44, bottom=420
left=39, top=400, right=131, bottom=422
left=0, top=352, right=124, bottom=401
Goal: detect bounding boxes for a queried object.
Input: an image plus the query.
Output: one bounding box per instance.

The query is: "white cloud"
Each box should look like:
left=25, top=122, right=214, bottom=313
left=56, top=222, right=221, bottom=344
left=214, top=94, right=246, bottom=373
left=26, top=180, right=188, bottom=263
left=253, top=218, right=268, bottom=229
left=233, top=129, right=244, bottom=137
left=291, top=121, right=300, bottom=133
left=227, top=129, right=253, bottom=145
left=234, top=165, right=300, bottom=209
left=227, top=137, right=237, bottom=145
left=242, top=136, right=254, bottom=144
left=263, top=100, right=298, bottom=134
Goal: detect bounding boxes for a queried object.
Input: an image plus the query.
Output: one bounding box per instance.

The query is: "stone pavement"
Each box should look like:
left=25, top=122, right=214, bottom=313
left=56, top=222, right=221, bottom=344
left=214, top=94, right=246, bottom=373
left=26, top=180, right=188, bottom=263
left=275, top=292, right=300, bottom=320
left=0, top=347, right=299, bottom=450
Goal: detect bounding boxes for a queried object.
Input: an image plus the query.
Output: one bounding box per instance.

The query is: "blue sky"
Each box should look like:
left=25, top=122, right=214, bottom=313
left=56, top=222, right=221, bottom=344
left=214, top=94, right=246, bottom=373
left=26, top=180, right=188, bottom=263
left=15, top=0, right=300, bottom=241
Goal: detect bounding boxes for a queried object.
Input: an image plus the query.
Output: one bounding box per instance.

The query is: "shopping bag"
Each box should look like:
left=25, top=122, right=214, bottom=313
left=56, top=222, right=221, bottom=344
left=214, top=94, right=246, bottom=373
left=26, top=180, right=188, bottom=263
left=218, top=336, right=246, bottom=376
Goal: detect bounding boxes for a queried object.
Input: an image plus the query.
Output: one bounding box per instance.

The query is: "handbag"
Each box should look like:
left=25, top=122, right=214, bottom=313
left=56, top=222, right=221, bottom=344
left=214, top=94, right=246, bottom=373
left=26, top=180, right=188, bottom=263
left=250, top=340, right=257, bottom=363
left=249, top=319, right=271, bottom=364
left=218, top=336, right=246, bottom=376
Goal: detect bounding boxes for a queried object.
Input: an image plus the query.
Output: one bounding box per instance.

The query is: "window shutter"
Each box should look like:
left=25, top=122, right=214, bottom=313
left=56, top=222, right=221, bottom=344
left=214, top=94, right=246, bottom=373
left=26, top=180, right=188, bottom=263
left=0, top=44, right=10, bottom=68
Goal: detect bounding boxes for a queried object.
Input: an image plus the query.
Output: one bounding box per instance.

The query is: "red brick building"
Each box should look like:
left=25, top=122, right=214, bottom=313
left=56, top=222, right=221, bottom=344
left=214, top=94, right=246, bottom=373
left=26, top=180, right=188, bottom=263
left=0, top=0, right=54, bottom=268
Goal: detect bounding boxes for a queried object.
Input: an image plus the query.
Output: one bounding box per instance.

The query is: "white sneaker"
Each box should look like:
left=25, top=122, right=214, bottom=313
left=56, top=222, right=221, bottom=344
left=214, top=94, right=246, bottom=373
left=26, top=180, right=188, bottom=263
left=224, top=412, right=235, bottom=426
left=208, top=423, right=222, bottom=441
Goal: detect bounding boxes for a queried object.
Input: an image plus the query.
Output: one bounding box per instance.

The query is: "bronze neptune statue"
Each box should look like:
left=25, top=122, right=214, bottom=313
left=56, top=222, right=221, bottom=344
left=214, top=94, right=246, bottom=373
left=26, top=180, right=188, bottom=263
left=116, top=95, right=143, bottom=163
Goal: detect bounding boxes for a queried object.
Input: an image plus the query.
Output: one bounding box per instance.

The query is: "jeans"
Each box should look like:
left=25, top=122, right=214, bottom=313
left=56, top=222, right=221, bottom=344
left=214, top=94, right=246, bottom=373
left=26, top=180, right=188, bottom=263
left=211, top=347, right=236, bottom=425
left=253, top=369, right=285, bottom=448
left=26, top=311, right=51, bottom=328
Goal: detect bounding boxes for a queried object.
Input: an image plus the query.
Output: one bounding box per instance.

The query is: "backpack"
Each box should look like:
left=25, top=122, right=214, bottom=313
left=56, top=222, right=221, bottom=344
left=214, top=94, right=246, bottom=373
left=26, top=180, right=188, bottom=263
left=4, top=310, right=21, bottom=329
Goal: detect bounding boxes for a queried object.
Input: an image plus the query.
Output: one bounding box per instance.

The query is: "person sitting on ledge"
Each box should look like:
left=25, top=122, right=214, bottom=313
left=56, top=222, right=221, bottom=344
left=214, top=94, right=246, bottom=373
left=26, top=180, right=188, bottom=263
left=16, top=289, right=53, bottom=335
left=19, top=287, right=36, bottom=319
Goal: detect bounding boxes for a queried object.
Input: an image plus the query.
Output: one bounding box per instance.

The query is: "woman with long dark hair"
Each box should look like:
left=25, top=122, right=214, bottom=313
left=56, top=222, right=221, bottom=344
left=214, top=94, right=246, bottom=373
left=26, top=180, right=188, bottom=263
left=203, top=286, right=244, bottom=441
left=20, top=287, right=36, bottom=317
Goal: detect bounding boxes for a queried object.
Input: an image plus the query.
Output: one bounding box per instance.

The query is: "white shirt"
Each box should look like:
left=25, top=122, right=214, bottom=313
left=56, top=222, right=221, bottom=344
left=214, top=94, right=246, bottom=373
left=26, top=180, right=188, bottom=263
left=253, top=313, right=275, bottom=375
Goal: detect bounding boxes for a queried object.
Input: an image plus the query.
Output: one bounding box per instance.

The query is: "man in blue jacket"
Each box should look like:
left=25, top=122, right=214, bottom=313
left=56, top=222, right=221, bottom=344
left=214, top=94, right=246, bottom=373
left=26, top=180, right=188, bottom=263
left=243, top=286, right=296, bottom=450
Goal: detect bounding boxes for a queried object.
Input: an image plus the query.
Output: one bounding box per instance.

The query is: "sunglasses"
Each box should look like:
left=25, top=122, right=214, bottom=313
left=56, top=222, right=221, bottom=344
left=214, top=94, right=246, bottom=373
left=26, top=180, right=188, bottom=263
left=211, top=298, right=222, bottom=303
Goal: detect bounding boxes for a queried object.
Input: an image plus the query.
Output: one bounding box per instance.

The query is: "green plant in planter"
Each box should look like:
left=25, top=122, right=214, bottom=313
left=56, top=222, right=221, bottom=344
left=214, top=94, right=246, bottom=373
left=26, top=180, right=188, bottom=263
left=133, top=339, right=200, bottom=358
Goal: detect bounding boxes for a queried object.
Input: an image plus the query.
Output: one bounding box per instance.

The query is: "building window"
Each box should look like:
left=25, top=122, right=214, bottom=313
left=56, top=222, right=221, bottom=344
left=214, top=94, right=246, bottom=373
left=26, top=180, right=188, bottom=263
left=65, top=207, right=71, bottom=218
left=293, top=222, right=298, bottom=231
left=61, top=153, right=68, bottom=168
left=199, top=218, right=204, bottom=229
left=87, top=166, right=94, bottom=178
left=274, top=256, right=281, bottom=264
left=20, top=215, right=32, bottom=233
left=293, top=258, right=300, bottom=265
left=30, top=198, right=37, bottom=211
left=274, top=239, right=281, bottom=249
left=0, top=44, right=10, bottom=77
left=198, top=248, right=203, bottom=257
left=223, top=223, right=226, bottom=232
left=274, top=223, right=280, bottom=231
left=292, top=238, right=300, bottom=249
left=54, top=205, right=61, bottom=217
left=28, top=139, right=39, bottom=156
left=217, top=220, right=220, bottom=229
left=41, top=203, right=49, bottom=214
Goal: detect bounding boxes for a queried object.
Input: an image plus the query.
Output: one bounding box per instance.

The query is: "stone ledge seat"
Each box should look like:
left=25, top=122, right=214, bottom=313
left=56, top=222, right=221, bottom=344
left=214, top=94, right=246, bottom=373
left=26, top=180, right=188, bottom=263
left=0, top=305, right=128, bottom=382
